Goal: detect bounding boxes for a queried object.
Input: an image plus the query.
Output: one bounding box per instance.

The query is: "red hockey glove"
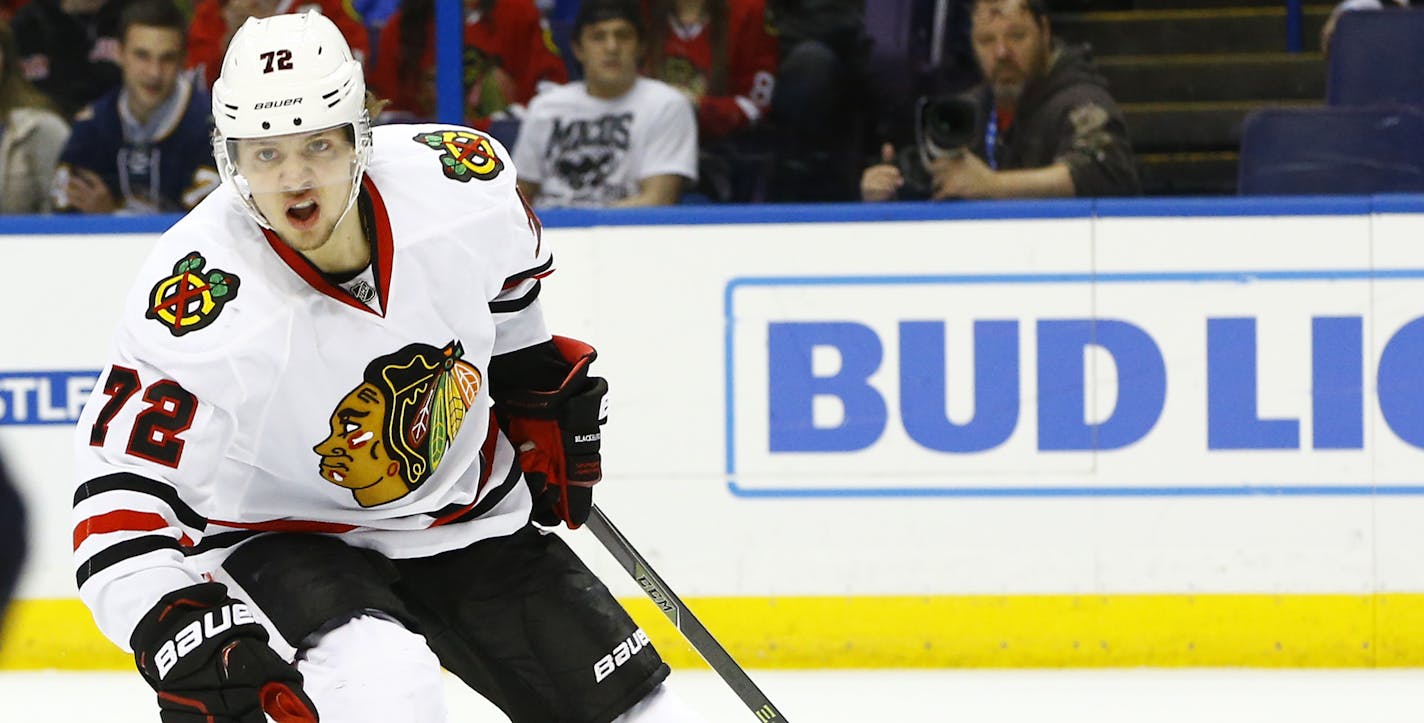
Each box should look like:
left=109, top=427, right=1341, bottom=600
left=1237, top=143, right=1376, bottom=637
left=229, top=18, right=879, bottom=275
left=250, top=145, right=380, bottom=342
left=131, top=582, right=319, bottom=723
left=493, top=336, right=608, bottom=529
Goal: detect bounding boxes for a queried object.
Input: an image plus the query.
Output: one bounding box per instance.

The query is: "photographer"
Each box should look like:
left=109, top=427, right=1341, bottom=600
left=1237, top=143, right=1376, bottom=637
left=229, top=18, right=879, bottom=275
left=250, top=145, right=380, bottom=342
left=862, top=0, right=1138, bottom=201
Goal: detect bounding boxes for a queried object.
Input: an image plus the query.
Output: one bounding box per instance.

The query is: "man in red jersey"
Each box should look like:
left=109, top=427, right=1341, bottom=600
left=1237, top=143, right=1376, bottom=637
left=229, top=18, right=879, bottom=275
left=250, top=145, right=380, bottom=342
left=369, top=0, right=567, bottom=130
left=185, top=0, right=368, bottom=88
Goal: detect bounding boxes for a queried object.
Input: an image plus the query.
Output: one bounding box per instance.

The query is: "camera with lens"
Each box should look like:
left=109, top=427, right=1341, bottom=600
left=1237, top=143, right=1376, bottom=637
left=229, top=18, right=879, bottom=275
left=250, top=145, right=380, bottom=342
left=916, top=94, right=980, bottom=166
left=895, top=94, right=982, bottom=194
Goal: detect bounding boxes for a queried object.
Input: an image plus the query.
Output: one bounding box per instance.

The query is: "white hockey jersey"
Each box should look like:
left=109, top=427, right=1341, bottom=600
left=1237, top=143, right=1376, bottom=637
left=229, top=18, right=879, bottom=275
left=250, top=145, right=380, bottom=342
left=73, top=124, right=553, bottom=650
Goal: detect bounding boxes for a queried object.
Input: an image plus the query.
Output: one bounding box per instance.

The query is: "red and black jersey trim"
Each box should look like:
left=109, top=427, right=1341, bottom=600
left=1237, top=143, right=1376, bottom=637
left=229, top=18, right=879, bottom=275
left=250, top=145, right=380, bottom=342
left=502, top=257, right=553, bottom=290
left=262, top=177, right=394, bottom=317
left=187, top=530, right=263, bottom=555
left=516, top=186, right=543, bottom=257
left=74, top=472, right=207, bottom=531
left=426, top=460, right=522, bottom=528
left=489, top=279, right=541, bottom=314
left=76, top=535, right=183, bottom=588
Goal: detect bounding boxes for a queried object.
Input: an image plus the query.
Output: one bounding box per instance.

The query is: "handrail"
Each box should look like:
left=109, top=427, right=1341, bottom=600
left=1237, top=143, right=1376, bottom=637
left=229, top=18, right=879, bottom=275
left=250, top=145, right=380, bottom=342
left=1287, top=0, right=1305, bottom=52
left=6, top=196, right=1424, bottom=235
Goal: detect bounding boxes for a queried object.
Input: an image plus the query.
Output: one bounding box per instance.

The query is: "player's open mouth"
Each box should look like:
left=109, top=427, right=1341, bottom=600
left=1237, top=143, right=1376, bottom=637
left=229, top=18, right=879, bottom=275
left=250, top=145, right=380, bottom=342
left=286, top=197, right=320, bottom=229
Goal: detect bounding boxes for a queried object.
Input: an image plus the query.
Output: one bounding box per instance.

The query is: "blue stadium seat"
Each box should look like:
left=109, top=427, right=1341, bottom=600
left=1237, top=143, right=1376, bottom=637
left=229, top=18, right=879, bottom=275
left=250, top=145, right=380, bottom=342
left=548, top=18, right=581, bottom=81
left=864, top=0, right=919, bottom=117
left=1326, top=8, right=1424, bottom=106
left=1237, top=105, right=1424, bottom=195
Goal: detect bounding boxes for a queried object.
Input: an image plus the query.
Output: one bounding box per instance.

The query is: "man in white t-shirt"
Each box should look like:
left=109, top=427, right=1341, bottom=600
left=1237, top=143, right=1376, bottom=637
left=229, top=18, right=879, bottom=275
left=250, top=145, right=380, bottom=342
left=514, top=0, right=697, bottom=207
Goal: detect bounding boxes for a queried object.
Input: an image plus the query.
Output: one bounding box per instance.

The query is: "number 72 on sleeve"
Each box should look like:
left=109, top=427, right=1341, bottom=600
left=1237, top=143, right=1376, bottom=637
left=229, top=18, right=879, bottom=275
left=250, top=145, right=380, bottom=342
left=88, top=365, right=199, bottom=469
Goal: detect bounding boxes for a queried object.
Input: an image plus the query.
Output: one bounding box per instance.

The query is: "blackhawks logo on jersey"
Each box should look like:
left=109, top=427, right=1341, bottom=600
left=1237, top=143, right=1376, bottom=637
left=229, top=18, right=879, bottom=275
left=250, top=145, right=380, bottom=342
left=314, top=340, right=483, bottom=507
left=413, top=130, right=504, bottom=182
left=145, top=252, right=241, bottom=337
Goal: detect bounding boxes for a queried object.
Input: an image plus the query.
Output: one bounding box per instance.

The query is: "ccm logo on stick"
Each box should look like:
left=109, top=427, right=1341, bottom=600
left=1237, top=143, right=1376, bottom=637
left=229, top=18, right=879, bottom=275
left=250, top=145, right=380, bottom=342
left=154, top=603, right=257, bottom=679
left=593, top=628, right=651, bottom=683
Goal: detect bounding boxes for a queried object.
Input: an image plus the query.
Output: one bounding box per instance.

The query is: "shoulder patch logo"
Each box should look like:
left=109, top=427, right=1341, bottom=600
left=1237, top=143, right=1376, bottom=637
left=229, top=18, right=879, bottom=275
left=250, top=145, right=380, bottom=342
left=413, top=130, right=504, bottom=182
left=145, top=252, right=241, bottom=337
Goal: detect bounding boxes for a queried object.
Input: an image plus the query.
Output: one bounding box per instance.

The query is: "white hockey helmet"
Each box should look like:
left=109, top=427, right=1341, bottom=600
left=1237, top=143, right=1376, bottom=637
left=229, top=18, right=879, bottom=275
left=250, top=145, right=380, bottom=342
left=211, top=10, right=371, bottom=229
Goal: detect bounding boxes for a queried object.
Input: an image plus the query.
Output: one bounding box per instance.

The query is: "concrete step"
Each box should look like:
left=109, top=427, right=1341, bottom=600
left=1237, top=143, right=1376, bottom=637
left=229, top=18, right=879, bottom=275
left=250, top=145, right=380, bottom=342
left=1136, top=151, right=1239, bottom=196
left=1097, top=52, right=1325, bottom=104
left=1054, top=7, right=1331, bottom=55
left=1123, top=100, right=1316, bottom=153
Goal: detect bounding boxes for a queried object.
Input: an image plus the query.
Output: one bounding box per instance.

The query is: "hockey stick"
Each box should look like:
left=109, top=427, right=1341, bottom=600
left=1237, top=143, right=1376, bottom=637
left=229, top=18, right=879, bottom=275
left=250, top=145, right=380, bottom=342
left=584, top=504, right=789, bottom=722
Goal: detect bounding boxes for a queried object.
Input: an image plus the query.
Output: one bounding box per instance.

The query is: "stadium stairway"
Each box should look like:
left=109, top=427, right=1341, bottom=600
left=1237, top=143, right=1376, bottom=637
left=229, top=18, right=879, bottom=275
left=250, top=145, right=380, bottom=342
left=1050, top=0, right=1335, bottom=195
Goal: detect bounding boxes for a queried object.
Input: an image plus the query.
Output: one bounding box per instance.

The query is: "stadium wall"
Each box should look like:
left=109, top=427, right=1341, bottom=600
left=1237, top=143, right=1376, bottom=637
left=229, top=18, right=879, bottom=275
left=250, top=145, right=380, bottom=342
left=4, top=197, right=1424, bottom=670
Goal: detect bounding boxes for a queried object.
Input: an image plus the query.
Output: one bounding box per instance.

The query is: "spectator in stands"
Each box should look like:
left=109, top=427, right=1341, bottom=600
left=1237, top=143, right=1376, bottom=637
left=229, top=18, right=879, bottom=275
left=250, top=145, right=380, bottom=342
left=11, top=0, right=131, bottom=118
left=861, top=0, right=1138, bottom=201
left=644, top=0, right=777, bottom=142
left=762, top=0, right=871, bottom=201
left=514, top=0, right=697, bottom=207
left=1, top=0, right=31, bottom=22
left=644, top=0, right=777, bottom=201
left=186, top=0, right=369, bottom=88
left=1321, top=0, right=1409, bottom=54
left=0, top=449, right=27, bottom=625
left=51, top=0, right=218, bottom=213
left=0, top=17, right=69, bottom=213
left=370, top=0, right=567, bottom=130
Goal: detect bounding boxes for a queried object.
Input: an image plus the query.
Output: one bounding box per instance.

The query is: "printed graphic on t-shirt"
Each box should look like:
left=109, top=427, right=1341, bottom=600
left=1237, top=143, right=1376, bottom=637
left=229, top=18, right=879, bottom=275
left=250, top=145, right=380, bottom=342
left=545, top=112, right=634, bottom=204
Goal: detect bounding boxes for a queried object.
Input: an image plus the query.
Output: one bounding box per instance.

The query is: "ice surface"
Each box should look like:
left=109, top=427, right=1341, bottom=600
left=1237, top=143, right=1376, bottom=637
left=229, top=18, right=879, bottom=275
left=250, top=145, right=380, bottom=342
left=0, top=668, right=1420, bottom=721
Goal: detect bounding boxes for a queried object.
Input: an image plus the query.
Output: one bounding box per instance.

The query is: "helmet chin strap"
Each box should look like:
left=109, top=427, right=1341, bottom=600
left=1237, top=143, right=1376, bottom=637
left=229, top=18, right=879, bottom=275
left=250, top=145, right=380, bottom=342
left=324, top=181, right=364, bottom=244
left=327, top=146, right=369, bottom=243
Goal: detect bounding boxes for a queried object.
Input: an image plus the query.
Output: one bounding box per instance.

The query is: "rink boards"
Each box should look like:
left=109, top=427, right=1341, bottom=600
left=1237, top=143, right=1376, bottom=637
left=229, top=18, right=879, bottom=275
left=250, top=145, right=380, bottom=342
left=5, top=198, right=1424, bottom=669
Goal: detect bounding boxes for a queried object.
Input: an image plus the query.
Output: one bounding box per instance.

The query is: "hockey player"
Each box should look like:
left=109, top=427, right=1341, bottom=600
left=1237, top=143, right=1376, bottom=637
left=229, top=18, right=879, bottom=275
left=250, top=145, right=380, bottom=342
left=73, top=10, right=703, bottom=723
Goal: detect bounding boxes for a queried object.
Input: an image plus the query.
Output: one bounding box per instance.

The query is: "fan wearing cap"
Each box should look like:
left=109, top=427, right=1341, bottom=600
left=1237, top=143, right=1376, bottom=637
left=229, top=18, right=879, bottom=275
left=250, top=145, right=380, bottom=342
left=72, top=9, right=709, bottom=723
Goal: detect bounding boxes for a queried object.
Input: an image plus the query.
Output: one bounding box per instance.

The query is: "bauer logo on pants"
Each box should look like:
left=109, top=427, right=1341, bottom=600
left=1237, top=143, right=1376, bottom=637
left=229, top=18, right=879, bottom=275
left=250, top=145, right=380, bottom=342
left=593, top=628, right=652, bottom=683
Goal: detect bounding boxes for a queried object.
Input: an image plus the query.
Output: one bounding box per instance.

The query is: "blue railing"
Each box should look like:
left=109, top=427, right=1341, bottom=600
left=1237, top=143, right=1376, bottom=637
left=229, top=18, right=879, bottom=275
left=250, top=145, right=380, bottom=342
left=1287, top=0, right=1305, bottom=52
left=3, top=195, right=1423, bottom=236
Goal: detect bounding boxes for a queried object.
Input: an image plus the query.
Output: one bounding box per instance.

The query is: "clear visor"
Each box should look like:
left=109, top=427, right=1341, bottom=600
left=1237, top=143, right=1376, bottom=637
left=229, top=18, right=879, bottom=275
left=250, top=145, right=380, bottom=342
left=227, top=124, right=359, bottom=196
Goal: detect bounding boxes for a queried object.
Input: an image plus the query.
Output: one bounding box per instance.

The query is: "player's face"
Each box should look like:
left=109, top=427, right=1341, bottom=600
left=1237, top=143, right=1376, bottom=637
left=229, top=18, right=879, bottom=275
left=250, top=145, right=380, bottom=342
left=971, top=1, right=1051, bottom=103
left=119, top=25, right=185, bottom=119
left=230, top=127, right=358, bottom=251
left=573, top=18, right=642, bottom=96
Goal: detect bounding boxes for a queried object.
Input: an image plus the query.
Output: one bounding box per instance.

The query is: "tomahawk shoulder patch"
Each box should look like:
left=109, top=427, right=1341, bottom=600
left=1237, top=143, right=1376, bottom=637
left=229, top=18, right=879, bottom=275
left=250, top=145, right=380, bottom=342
left=413, top=130, right=505, bottom=182
left=145, top=252, right=241, bottom=336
